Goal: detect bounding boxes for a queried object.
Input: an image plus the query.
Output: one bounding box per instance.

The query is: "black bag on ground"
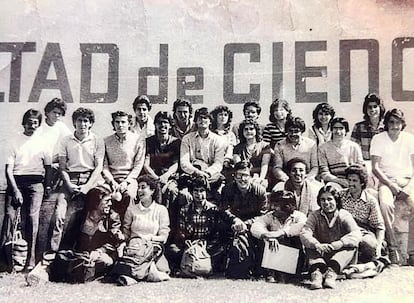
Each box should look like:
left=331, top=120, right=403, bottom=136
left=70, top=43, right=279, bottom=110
left=225, top=233, right=255, bottom=279
left=49, top=250, right=95, bottom=283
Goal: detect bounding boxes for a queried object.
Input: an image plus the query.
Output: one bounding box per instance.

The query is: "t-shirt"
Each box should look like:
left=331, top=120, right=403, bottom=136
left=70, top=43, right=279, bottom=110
left=34, top=121, right=71, bottom=162
left=370, top=131, right=414, bottom=180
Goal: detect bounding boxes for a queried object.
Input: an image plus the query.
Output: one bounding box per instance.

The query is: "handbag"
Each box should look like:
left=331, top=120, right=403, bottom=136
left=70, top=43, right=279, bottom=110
left=3, top=208, right=28, bottom=272
left=180, top=239, right=212, bottom=277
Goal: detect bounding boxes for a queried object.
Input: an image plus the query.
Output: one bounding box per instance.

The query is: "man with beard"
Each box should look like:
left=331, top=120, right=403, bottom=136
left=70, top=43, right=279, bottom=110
left=272, top=117, right=318, bottom=184
left=220, top=160, right=267, bottom=279
left=102, top=111, right=145, bottom=219
left=273, top=157, right=321, bottom=216
left=339, top=164, right=385, bottom=262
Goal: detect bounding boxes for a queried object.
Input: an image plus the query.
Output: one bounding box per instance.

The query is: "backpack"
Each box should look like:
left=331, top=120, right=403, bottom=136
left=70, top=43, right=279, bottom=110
left=225, top=232, right=255, bottom=279
left=180, top=239, right=212, bottom=277
left=49, top=250, right=95, bottom=283
left=110, top=236, right=162, bottom=282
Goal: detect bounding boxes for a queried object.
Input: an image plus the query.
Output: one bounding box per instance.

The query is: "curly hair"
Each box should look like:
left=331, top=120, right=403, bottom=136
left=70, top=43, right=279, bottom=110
left=72, top=107, right=95, bottom=125
left=285, top=116, right=306, bottom=133
left=44, top=97, right=67, bottom=116
left=312, top=102, right=335, bottom=129
left=211, top=105, right=233, bottom=132
left=238, top=119, right=262, bottom=144
left=317, top=185, right=342, bottom=209
left=345, top=164, right=368, bottom=190
left=136, top=175, right=161, bottom=204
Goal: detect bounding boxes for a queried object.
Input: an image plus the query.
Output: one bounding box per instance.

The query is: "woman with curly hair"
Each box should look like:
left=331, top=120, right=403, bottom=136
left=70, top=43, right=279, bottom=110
left=262, top=99, right=292, bottom=148
left=233, top=119, right=272, bottom=188
left=308, top=102, right=335, bottom=146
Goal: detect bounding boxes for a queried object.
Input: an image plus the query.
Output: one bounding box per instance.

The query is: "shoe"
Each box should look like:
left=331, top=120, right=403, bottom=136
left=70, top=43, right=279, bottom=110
left=309, top=269, right=323, bottom=290
left=323, top=267, right=337, bottom=289
left=389, top=249, right=401, bottom=266
left=266, top=275, right=277, bottom=283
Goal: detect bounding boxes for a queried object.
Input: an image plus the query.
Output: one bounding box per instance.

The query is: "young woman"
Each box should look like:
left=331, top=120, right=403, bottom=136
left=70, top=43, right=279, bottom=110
left=262, top=99, right=292, bottom=148
left=308, top=102, right=335, bottom=146
left=233, top=119, right=272, bottom=188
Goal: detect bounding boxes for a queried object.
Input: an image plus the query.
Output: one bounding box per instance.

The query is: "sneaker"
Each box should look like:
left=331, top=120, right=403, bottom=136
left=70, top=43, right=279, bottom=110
left=266, top=275, right=277, bottom=283
left=309, top=269, right=323, bottom=290
left=323, top=267, right=337, bottom=289
left=389, top=249, right=401, bottom=266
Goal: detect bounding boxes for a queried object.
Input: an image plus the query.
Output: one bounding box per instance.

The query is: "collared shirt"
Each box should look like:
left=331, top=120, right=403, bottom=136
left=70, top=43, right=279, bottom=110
left=171, top=120, right=196, bottom=140
left=273, top=136, right=317, bottom=172
left=178, top=200, right=221, bottom=241
left=104, top=131, right=145, bottom=181
left=308, top=125, right=331, bottom=146
left=59, top=132, right=105, bottom=172
left=131, top=116, right=155, bottom=140
left=351, top=120, right=384, bottom=160
left=180, top=130, right=225, bottom=176
left=340, top=189, right=385, bottom=232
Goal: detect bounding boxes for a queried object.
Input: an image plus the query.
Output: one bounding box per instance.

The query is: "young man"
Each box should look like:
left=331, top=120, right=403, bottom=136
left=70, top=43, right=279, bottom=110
left=167, top=176, right=228, bottom=275
left=50, top=107, right=105, bottom=251
left=170, top=98, right=196, bottom=140
left=340, top=164, right=385, bottom=262
left=371, top=108, right=414, bottom=265
left=232, top=101, right=265, bottom=141
left=180, top=107, right=225, bottom=186
left=131, top=95, right=155, bottom=140
left=318, top=117, right=364, bottom=189
left=1, top=109, right=51, bottom=270
left=272, top=117, right=318, bottom=183
left=102, top=111, right=145, bottom=219
left=273, top=157, right=321, bottom=216
left=144, top=111, right=180, bottom=185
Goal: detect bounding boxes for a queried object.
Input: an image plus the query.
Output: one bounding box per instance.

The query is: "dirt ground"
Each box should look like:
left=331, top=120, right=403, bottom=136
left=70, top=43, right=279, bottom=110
left=0, top=266, right=413, bottom=303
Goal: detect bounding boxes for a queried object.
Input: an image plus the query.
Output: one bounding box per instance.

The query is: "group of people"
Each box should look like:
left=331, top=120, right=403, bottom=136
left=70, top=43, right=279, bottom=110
left=0, top=93, right=413, bottom=290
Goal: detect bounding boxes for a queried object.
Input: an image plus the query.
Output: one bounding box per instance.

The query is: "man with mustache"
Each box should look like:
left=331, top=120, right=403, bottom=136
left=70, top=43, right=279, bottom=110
left=272, top=117, right=318, bottom=185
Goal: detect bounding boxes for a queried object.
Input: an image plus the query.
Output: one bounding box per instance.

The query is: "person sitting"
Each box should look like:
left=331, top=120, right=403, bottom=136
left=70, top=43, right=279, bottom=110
left=339, top=164, right=385, bottom=263
left=167, top=176, right=229, bottom=276
left=308, top=102, right=335, bottom=146
left=371, top=108, right=414, bottom=266
left=351, top=93, right=385, bottom=163
left=318, top=117, right=364, bottom=189
left=54, top=185, right=123, bottom=281
left=219, top=160, right=267, bottom=279
left=102, top=111, right=144, bottom=220
left=170, top=98, right=196, bottom=140
left=251, top=190, right=307, bottom=283
left=233, top=119, right=272, bottom=189
left=122, top=176, right=170, bottom=274
left=262, top=99, right=292, bottom=148
left=272, top=117, right=318, bottom=184
left=232, top=100, right=265, bottom=142
left=130, top=95, right=155, bottom=140
left=273, top=157, right=321, bottom=216
left=300, top=185, right=362, bottom=289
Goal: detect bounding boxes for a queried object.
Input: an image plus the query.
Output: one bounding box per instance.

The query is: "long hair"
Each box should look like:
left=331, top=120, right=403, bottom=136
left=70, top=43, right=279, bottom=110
left=317, top=185, right=342, bottom=209
left=238, top=119, right=262, bottom=144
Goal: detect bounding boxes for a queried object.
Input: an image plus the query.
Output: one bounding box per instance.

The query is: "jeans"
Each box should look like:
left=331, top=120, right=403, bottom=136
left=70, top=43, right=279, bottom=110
left=1, top=180, right=44, bottom=268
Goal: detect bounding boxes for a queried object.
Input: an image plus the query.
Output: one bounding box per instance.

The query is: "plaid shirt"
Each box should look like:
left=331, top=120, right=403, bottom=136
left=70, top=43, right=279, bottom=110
left=339, top=189, right=385, bottom=233
left=178, top=200, right=221, bottom=241
left=351, top=120, right=384, bottom=160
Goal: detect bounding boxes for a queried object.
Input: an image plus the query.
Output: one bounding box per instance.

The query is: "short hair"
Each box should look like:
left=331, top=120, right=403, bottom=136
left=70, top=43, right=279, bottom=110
left=111, top=111, right=131, bottom=131
left=85, top=185, right=112, bottom=213
left=330, top=117, right=349, bottom=133
left=188, top=175, right=209, bottom=193
left=211, top=105, right=233, bottom=132
left=154, top=111, right=173, bottom=125
left=317, top=185, right=342, bottom=209
left=22, top=109, right=42, bottom=126
left=345, top=164, right=368, bottom=190
left=285, top=116, right=306, bottom=133
left=133, top=95, right=152, bottom=111
left=243, top=101, right=261, bottom=115
left=238, top=119, right=262, bottom=144
left=268, top=190, right=297, bottom=214
left=312, top=102, right=335, bottom=128
left=269, top=99, right=292, bottom=123
left=234, top=160, right=252, bottom=171
left=72, top=107, right=95, bottom=125
left=44, top=97, right=67, bottom=116
left=172, top=98, right=193, bottom=117
left=194, top=107, right=212, bottom=123
left=286, top=157, right=308, bottom=174
left=383, top=108, right=406, bottom=131
left=363, top=93, right=385, bottom=122
left=137, top=175, right=161, bottom=204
